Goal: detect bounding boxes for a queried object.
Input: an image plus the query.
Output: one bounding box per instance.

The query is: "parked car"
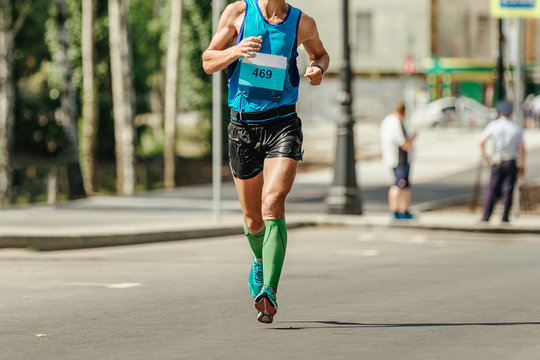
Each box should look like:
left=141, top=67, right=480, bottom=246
left=456, top=96, right=498, bottom=127
left=409, top=96, right=496, bottom=129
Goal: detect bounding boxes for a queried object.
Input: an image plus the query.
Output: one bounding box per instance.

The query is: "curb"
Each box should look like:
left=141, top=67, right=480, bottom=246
left=0, top=227, right=242, bottom=251
left=309, top=215, right=540, bottom=236
left=1, top=211, right=538, bottom=252
left=386, top=221, right=540, bottom=235
left=0, top=221, right=318, bottom=251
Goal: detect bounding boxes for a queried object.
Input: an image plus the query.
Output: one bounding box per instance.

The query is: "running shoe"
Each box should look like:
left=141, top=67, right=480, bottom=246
left=248, top=257, right=263, bottom=298
left=254, top=285, right=278, bottom=324
left=401, top=212, right=415, bottom=219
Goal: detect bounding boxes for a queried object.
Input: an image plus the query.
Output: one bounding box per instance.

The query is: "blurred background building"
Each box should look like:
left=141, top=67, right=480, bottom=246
left=3, top=0, right=540, bottom=206
left=295, top=0, right=540, bottom=125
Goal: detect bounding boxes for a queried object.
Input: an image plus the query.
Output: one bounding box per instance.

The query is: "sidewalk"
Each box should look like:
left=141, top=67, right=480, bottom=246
left=1, top=124, right=540, bottom=251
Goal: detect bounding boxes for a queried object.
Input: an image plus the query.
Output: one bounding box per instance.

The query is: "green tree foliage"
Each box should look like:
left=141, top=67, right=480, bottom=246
left=129, top=0, right=168, bottom=115
left=11, top=0, right=218, bottom=200
left=44, top=0, right=82, bottom=93
left=13, top=1, right=66, bottom=160
left=178, top=0, right=212, bottom=115
left=14, top=0, right=111, bottom=161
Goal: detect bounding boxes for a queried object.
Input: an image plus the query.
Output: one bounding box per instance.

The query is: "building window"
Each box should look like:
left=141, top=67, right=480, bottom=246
left=355, top=12, right=372, bottom=56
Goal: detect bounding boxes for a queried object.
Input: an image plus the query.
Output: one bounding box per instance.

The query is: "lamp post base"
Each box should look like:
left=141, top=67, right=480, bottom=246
left=326, top=185, right=363, bottom=215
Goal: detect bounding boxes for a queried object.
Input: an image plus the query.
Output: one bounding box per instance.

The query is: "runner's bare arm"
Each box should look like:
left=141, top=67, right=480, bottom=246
left=298, top=14, right=329, bottom=86
left=202, top=2, right=262, bottom=74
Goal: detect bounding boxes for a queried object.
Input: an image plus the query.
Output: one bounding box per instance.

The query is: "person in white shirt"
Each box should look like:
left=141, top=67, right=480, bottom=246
left=380, top=102, right=416, bottom=219
left=480, top=100, right=526, bottom=223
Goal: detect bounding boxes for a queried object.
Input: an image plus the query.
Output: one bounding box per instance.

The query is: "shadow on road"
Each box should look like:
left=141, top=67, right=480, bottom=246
left=272, top=320, right=540, bottom=331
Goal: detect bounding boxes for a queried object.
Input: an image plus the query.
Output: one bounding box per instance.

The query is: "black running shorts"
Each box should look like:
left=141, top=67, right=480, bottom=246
left=228, top=114, right=303, bottom=180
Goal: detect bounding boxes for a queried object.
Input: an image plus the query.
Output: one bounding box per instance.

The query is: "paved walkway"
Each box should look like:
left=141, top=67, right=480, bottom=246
left=1, top=124, right=540, bottom=250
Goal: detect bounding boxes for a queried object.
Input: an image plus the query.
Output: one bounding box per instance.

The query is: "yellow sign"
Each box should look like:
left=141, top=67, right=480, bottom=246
left=491, top=0, right=540, bottom=18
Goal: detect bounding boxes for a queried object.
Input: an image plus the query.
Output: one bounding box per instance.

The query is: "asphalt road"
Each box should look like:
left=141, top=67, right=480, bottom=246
left=2, top=226, right=540, bottom=359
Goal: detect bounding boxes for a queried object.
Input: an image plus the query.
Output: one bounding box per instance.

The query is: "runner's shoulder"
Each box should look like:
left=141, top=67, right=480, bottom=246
left=221, top=1, right=246, bottom=28
left=224, top=1, right=246, bottom=17
left=299, top=12, right=316, bottom=27
left=298, top=13, right=317, bottom=41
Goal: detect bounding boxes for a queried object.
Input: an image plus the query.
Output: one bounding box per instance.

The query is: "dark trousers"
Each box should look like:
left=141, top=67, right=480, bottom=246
left=483, top=160, right=518, bottom=222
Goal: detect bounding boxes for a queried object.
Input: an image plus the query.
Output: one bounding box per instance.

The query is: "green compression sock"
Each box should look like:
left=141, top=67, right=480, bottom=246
left=262, top=219, right=288, bottom=292
left=243, top=222, right=265, bottom=259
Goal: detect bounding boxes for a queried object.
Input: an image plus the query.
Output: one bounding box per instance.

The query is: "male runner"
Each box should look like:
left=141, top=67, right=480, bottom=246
left=203, top=0, right=329, bottom=323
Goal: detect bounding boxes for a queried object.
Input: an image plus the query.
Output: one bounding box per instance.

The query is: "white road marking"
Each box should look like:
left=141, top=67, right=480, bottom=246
left=361, top=250, right=380, bottom=257
left=107, top=283, right=142, bottom=289
left=336, top=249, right=380, bottom=257
left=66, top=282, right=142, bottom=289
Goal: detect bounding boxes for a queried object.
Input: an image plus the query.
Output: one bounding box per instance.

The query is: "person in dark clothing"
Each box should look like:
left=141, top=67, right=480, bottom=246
left=480, top=101, right=526, bottom=223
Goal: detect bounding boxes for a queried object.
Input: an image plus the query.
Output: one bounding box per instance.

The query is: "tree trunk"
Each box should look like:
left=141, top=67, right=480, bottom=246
left=108, top=0, right=136, bottom=195
left=0, top=2, right=14, bottom=204
left=163, top=0, right=183, bottom=189
left=54, top=0, right=86, bottom=199
left=81, top=0, right=98, bottom=195
left=0, top=0, right=30, bottom=205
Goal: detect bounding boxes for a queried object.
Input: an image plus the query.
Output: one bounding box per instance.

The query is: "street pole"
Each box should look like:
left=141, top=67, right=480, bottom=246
left=514, top=19, right=523, bottom=126
left=496, top=19, right=506, bottom=102
left=513, top=19, right=523, bottom=219
left=326, top=0, right=363, bottom=214
left=212, top=0, right=224, bottom=220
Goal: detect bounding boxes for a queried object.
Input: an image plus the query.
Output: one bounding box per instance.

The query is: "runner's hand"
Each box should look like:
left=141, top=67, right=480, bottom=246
left=236, top=36, right=262, bottom=58
left=304, top=65, right=323, bottom=85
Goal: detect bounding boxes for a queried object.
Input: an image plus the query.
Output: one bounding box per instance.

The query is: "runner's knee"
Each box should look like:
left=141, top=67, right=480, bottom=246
left=244, top=216, right=265, bottom=234
left=261, top=193, right=286, bottom=219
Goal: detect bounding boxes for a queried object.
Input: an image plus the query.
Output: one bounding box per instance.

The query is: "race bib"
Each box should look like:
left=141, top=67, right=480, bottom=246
left=238, top=53, right=287, bottom=92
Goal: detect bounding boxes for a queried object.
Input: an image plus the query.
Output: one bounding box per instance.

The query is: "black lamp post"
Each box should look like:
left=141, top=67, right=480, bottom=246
left=496, top=18, right=506, bottom=102
left=326, top=0, right=363, bottom=214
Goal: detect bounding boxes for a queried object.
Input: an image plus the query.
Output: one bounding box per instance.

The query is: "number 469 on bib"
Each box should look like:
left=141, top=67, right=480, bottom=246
left=252, top=68, right=273, bottom=79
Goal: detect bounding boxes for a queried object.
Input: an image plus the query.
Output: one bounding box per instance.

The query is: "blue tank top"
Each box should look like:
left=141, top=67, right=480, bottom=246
left=228, top=0, right=302, bottom=113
